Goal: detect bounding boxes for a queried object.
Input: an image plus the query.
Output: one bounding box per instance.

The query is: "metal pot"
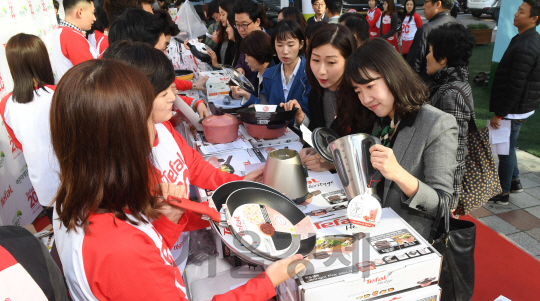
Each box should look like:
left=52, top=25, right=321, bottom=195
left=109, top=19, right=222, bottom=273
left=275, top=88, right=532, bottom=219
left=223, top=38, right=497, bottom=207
left=199, top=108, right=239, bottom=144
left=312, top=128, right=382, bottom=200
left=262, top=149, right=309, bottom=204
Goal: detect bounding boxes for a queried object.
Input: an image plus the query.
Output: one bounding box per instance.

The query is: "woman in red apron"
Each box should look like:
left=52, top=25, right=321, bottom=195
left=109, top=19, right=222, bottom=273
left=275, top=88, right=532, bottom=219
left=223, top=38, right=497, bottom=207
left=367, top=0, right=381, bottom=39
left=400, top=0, right=423, bottom=57
left=379, top=0, right=400, bottom=52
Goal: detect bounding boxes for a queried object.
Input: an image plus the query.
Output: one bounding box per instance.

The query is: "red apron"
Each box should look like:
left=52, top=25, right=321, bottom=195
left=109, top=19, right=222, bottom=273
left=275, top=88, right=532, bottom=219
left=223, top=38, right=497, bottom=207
left=381, top=14, right=399, bottom=52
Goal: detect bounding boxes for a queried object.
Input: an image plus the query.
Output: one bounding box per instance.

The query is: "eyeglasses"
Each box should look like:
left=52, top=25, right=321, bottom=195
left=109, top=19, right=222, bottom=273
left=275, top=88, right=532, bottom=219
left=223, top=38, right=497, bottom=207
left=313, top=3, right=325, bottom=7
left=234, top=21, right=254, bottom=30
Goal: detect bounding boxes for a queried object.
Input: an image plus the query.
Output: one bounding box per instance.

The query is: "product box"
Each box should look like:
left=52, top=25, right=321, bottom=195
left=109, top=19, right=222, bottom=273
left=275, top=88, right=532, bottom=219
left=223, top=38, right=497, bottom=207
left=186, top=263, right=265, bottom=301
left=296, top=208, right=442, bottom=301
left=238, top=125, right=301, bottom=148
left=296, top=173, right=349, bottom=223
left=200, top=70, right=230, bottom=100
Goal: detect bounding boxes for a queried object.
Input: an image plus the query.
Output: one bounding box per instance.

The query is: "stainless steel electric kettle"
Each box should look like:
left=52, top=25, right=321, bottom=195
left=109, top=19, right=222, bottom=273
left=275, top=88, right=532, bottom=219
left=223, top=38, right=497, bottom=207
left=262, top=149, right=309, bottom=204
left=312, top=128, right=382, bottom=200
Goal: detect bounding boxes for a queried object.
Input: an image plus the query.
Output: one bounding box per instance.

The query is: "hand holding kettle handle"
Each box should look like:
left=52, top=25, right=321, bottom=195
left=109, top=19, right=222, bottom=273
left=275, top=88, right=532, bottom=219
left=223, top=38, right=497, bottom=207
left=361, top=136, right=383, bottom=188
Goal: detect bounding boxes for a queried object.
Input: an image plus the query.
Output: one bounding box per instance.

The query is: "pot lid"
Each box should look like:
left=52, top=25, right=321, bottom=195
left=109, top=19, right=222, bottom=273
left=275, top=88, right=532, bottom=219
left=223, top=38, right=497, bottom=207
left=222, top=66, right=255, bottom=94
left=202, top=108, right=239, bottom=126
left=312, top=127, right=339, bottom=163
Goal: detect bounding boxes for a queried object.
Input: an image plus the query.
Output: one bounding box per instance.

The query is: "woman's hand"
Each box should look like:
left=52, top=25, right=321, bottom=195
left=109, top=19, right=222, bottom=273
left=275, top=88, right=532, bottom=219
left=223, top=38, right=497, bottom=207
left=265, top=254, right=312, bottom=287
left=236, top=67, right=245, bottom=75
left=207, top=48, right=219, bottom=68
left=369, top=144, right=402, bottom=181
left=230, top=86, right=250, bottom=99
left=195, top=75, right=209, bottom=91
left=196, top=102, right=211, bottom=118
left=243, top=166, right=264, bottom=183
left=156, top=183, right=187, bottom=224
left=280, top=99, right=305, bottom=125
left=300, top=148, right=334, bottom=172
left=211, top=30, right=219, bottom=43
left=183, top=39, right=190, bottom=50
left=369, top=144, right=419, bottom=197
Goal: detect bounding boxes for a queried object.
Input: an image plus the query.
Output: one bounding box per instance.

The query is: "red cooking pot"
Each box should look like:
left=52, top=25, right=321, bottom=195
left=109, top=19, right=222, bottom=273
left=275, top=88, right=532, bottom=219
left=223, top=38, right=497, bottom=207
left=244, top=122, right=288, bottom=139
left=199, top=108, right=239, bottom=144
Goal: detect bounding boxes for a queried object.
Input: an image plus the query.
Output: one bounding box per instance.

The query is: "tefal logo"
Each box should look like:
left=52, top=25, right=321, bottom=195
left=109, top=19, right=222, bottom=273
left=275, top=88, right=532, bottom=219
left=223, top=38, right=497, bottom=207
left=366, top=275, right=387, bottom=284
left=263, top=106, right=269, bottom=112
left=313, top=218, right=350, bottom=230
left=1, top=185, right=13, bottom=207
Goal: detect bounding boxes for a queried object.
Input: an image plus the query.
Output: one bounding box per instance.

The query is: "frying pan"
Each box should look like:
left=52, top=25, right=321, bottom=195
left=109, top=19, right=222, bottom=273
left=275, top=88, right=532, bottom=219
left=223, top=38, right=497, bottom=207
left=166, top=183, right=317, bottom=261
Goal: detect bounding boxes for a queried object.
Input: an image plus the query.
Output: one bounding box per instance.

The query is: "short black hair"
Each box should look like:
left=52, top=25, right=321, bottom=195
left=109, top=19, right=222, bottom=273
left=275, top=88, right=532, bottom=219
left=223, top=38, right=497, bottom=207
left=154, top=9, right=180, bottom=36
left=427, top=23, right=476, bottom=68
left=311, top=0, right=324, bottom=4
left=109, top=8, right=164, bottom=46
left=344, top=16, right=369, bottom=43
left=338, top=12, right=362, bottom=23
left=433, top=0, right=454, bottom=10
left=93, top=6, right=110, bottom=32
left=279, top=7, right=307, bottom=30
left=241, top=31, right=273, bottom=64
left=53, top=0, right=59, bottom=10
left=233, top=0, right=263, bottom=23
left=272, top=19, right=306, bottom=56
left=524, top=0, right=540, bottom=25
left=305, top=22, right=327, bottom=42
left=207, top=0, right=220, bottom=17
left=102, top=40, right=175, bottom=96
left=64, top=0, right=93, bottom=11
left=325, top=0, right=342, bottom=15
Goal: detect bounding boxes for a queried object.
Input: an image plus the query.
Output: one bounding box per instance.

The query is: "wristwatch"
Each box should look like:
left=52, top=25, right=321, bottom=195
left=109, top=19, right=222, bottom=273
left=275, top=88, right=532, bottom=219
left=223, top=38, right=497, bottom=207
left=191, top=80, right=196, bottom=90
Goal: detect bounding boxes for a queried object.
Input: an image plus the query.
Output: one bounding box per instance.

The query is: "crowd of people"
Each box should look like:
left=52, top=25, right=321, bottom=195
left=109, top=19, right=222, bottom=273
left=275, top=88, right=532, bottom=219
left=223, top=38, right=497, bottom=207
left=1, top=0, right=540, bottom=300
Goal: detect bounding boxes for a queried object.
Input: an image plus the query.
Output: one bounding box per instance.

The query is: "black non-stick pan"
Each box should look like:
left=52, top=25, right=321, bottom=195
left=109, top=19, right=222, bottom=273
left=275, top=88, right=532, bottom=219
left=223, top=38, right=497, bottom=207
left=211, top=181, right=296, bottom=213
left=223, top=187, right=317, bottom=260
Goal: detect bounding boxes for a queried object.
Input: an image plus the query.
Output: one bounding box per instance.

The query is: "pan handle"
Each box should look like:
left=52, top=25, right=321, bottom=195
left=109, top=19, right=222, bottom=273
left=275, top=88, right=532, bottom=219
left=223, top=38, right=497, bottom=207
left=166, top=196, right=222, bottom=222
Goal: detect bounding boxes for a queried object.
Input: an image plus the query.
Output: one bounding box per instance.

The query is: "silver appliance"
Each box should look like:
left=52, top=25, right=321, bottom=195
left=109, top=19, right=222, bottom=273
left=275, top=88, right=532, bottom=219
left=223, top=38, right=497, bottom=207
left=312, top=128, right=382, bottom=200
left=262, top=149, right=309, bottom=204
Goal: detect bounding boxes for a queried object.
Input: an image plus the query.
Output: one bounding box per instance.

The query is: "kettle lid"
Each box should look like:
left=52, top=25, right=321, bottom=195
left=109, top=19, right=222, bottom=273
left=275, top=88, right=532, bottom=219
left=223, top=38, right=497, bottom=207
left=312, top=127, right=339, bottom=163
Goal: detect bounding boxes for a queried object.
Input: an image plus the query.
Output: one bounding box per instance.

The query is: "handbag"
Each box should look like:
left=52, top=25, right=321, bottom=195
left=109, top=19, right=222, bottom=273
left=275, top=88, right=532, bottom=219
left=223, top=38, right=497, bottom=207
left=449, top=86, right=502, bottom=215
left=431, top=190, right=476, bottom=301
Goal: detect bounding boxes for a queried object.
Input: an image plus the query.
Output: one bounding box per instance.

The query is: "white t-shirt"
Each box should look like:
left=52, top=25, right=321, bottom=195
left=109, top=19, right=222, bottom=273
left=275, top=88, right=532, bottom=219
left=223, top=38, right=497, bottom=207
left=0, top=86, right=60, bottom=207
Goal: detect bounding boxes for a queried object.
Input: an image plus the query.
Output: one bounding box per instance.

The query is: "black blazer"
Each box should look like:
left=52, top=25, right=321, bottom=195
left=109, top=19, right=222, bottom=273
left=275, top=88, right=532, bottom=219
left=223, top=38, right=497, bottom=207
left=490, top=27, right=540, bottom=117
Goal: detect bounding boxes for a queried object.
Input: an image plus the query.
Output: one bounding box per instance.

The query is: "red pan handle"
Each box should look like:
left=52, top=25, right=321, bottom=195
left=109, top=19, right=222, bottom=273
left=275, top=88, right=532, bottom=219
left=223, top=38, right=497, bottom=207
left=166, top=196, right=222, bottom=222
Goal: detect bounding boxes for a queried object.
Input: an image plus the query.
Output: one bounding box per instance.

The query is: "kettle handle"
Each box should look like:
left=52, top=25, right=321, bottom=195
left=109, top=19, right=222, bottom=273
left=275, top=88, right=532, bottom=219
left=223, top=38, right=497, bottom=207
left=361, top=136, right=383, bottom=188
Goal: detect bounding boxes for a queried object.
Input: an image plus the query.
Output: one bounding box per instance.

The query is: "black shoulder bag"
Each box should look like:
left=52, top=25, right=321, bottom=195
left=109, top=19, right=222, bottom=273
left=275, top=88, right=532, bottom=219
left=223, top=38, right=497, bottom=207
left=430, top=190, right=476, bottom=301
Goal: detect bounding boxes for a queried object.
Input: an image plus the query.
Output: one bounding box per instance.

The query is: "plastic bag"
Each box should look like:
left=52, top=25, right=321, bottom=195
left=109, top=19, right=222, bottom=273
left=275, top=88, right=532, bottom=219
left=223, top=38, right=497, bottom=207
left=176, top=0, right=208, bottom=40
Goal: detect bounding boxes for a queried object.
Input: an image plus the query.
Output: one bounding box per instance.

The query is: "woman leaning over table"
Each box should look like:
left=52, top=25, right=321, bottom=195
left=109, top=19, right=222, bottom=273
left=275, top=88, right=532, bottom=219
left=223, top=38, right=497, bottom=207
left=342, top=38, right=458, bottom=240
left=51, top=59, right=310, bottom=301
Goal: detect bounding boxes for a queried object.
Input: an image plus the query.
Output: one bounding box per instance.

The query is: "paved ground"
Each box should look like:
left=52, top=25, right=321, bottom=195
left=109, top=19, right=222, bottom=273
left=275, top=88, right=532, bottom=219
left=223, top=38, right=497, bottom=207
left=469, top=150, right=540, bottom=262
